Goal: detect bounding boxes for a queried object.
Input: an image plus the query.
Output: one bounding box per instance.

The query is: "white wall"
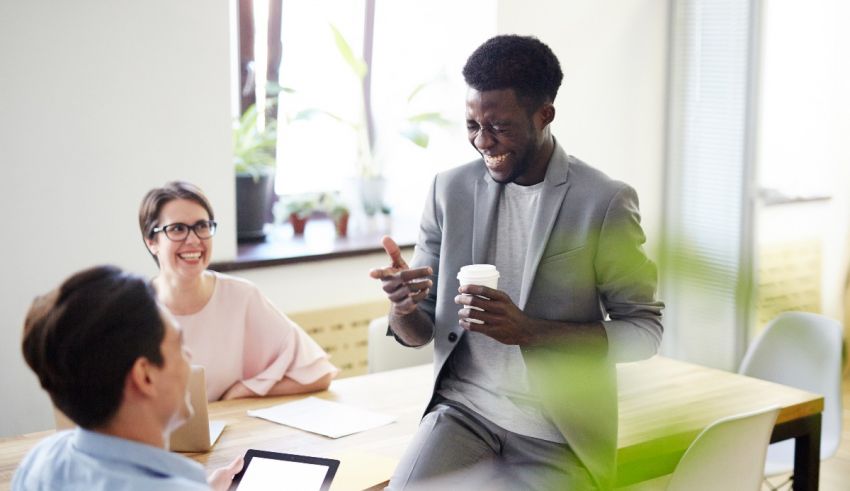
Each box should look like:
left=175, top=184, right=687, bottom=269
left=496, top=0, right=669, bottom=255
left=235, top=252, right=392, bottom=313
left=0, top=0, right=234, bottom=437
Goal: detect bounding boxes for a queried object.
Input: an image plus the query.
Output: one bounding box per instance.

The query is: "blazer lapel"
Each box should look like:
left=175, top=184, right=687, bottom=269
left=518, top=145, right=571, bottom=310
left=472, top=168, right=501, bottom=265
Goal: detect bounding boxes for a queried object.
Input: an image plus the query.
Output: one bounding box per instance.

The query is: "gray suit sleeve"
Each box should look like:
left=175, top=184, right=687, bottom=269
left=386, top=175, right=440, bottom=346
left=409, top=174, right=441, bottom=325
left=595, top=185, right=664, bottom=362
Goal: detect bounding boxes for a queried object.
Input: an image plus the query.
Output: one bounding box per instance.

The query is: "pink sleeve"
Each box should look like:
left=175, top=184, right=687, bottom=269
left=239, top=287, right=339, bottom=396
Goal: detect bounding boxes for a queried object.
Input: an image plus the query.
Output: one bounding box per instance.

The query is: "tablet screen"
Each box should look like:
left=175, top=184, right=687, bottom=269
left=232, top=450, right=339, bottom=491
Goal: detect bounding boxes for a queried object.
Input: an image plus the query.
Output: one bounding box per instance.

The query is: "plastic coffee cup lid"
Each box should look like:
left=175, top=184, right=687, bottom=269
left=457, top=264, right=500, bottom=280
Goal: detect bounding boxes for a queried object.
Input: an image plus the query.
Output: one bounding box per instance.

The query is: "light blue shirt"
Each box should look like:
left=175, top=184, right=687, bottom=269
left=12, top=428, right=209, bottom=491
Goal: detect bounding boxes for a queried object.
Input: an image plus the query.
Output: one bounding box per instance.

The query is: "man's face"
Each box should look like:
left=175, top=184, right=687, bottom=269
left=465, top=88, right=551, bottom=185
left=156, top=309, right=193, bottom=434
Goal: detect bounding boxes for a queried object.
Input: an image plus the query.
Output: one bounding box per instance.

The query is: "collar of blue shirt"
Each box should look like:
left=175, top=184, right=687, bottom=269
left=72, top=428, right=207, bottom=482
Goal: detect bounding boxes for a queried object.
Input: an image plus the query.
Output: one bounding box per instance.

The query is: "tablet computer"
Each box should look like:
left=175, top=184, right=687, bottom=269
left=229, top=449, right=339, bottom=491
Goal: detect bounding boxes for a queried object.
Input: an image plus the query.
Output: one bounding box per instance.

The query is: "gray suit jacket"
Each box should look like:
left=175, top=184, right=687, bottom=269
left=395, top=142, right=664, bottom=489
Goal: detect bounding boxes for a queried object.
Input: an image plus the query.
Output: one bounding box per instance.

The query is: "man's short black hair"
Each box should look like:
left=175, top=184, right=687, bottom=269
left=463, top=34, right=563, bottom=112
left=22, top=265, right=165, bottom=429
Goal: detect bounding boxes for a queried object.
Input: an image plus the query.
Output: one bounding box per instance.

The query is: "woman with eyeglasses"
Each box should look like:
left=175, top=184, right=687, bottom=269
left=138, top=181, right=337, bottom=401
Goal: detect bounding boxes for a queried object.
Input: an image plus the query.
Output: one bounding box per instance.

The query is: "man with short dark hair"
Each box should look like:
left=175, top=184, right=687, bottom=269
left=371, top=35, right=663, bottom=489
left=13, top=265, right=242, bottom=491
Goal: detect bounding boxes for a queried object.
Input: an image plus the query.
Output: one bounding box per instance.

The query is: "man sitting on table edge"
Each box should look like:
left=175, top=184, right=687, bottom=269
left=13, top=265, right=242, bottom=491
left=370, top=34, right=664, bottom=490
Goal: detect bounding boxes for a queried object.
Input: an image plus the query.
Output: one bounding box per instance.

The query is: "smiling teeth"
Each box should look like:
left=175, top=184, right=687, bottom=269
left=179, top=252, right=201, bottom=260
left=484, top=154, right=508, bottom=165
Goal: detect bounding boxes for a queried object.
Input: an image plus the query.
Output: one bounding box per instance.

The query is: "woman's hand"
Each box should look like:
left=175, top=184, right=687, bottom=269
left=265, top=373, right=333, bottom=397
left=221, top=381, right=256, bottom=400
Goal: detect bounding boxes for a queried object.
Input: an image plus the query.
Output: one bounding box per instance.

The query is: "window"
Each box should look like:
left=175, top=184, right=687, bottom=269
left=240, top=0, right=497, bottom=220
left=276, top=1, right=367, bottom=196
left=661, top=0, right=760, bottom=370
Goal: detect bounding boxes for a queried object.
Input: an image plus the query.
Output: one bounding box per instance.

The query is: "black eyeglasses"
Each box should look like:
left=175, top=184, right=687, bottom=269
left=151, top=220, right=217, bottom=242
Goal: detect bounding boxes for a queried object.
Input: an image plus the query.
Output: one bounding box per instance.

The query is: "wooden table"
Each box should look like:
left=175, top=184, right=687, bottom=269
left=187, top=364, right=432, bottom=490
left=616, top=357, right=823, bottom=489
left=0, top=357, right=823, bottom=490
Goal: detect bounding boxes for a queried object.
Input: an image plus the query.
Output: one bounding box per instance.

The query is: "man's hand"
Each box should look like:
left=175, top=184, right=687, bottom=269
left=207, top=455, right=243, bottom=491
left=455, top=285, right=534, bottom=345
left=369, top=236, right=432, bottom=316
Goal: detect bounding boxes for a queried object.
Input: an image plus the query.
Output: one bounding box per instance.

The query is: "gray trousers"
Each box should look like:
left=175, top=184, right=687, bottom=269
left=388, top=400, right=596, bottom=490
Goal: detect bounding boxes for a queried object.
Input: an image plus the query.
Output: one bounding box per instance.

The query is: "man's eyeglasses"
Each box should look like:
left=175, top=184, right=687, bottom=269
left=151, top=220, right=217, bottom=242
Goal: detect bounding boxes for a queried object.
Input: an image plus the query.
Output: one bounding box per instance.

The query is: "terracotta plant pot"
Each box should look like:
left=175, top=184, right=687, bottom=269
left=289, top=213, right=308, bottom=235
left=334, top=212, right=349, bottom=238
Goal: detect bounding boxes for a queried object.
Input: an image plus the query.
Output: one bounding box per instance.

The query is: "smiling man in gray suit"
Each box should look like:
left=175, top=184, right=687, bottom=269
left=370, top=35, right=663, bottom=490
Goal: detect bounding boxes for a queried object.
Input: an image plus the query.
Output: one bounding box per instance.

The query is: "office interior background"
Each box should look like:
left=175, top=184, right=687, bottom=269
left=0, top=0, right=847, bottom=439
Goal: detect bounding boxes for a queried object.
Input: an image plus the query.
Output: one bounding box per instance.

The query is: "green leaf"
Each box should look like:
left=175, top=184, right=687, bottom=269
left=401, top=126, right=429, bottom=148
left=406, top=82, right=428, bottom=103
left=291, top=108, right=356, bottom=129
left=293, top=108, right=324, bottom=121
left=233, top=102, right=278, bottom=172
left=265, top=81, right=283, bottom=97
left=407, top=112, right=453, bottom=126
left=330, top=24, right=367, bottom=80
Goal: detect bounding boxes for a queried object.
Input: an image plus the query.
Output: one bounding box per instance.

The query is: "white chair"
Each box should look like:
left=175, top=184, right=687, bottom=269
left=367, top=316, right=433, bottom=373
left=617, top=407, right=780, bottom=491
left=738, top=311, right=843, bottom=486
left=666, top=406, right=781, bottom=491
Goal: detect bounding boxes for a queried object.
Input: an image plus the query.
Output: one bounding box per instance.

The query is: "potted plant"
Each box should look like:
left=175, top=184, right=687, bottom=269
left=319, top=192, right=350, bottom=238
left=233, top=100, right=278, bottom=242
left=274, top=25, right=453, bottom=231
left=329, top=204, right=350, bottom=238
left=280, top=194, right=317, bottom=235
left=324, top=25, right=452, bottom=218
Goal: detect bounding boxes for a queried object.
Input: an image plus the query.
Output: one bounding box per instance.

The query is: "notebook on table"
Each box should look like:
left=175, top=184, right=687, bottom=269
left=169, top=365, right=227, bottom=452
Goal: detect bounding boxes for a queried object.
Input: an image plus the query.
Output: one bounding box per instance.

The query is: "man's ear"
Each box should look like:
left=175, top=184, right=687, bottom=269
left=127, top=357, right=157, bottom=398
left=537, top=103, right=555, bottom=128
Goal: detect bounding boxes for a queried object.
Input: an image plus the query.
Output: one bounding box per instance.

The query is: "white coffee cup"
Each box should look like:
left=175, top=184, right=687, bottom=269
left=457, top=264, right=500, bottom=289
left=457, top=264, right=500, bottom=324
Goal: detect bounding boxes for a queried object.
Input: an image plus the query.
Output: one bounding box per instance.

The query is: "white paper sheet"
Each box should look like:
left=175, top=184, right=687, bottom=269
left=209, top=420, right=226, bottom=444
left=247, top=397, right=396, bottom=439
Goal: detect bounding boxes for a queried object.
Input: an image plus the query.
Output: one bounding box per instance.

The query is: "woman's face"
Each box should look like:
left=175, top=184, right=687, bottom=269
left=145, top=199, right=213, bottom=280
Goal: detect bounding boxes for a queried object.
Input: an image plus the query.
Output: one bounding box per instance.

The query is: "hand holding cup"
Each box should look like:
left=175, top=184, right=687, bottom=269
left=455, top=265, right=533, bottom=345
left=456, top=264, right=500, bottom=324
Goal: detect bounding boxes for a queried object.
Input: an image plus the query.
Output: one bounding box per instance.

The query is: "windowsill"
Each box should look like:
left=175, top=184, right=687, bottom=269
left=210, top=215, right=417, bottom=272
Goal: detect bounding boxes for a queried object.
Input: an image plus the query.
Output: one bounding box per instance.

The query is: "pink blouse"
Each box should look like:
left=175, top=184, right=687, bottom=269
left=173, top=272, right=338, bottom=401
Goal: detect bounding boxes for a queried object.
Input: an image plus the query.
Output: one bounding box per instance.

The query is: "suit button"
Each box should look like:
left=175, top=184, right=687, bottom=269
left=448, top=332, right=458, bottom=342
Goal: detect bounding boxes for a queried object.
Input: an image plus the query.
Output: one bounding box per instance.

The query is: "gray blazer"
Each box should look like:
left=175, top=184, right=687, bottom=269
left=396, top=142, right=664, bottom=489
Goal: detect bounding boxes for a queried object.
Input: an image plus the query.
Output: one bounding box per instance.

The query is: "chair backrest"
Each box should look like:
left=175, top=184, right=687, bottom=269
left=367, top=316, right=433, bottom=373
left=667, top=406, right=780, bottom=491
left=738, top=311, right=843, bottom=457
